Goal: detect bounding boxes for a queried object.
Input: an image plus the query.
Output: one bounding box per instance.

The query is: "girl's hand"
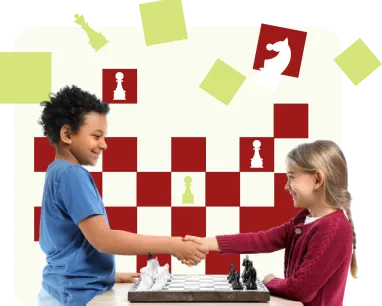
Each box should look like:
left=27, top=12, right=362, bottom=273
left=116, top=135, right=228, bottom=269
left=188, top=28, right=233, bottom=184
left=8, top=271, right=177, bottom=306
left=115, top=272, right=141, bottom=283
left=263, top=273, right=276, bottom=284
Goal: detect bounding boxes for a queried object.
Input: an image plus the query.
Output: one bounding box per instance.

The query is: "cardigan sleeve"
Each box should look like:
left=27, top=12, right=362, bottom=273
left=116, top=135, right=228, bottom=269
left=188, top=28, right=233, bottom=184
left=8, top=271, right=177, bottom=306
left=215, top=219, right=292, bottom=254
left=265, top=219, right=352, bottom=303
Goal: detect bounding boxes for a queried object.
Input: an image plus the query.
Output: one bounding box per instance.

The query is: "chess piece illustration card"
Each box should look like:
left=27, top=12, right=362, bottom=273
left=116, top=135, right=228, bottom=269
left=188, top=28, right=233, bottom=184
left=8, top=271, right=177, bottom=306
left=253, top=24, right=307, bottom=79
left=102, top=69, right=137, bottom=104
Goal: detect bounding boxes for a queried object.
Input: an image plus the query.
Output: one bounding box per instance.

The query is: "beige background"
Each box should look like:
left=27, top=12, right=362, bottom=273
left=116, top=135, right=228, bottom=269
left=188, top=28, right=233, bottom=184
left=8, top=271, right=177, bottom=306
left=13, top=27, right=341, bottom=305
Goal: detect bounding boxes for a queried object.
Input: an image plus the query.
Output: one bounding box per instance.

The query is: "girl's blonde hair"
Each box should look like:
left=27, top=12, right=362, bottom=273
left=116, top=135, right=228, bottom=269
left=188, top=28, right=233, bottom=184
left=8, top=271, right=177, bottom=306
left=286, top=140, right=358, bottom=279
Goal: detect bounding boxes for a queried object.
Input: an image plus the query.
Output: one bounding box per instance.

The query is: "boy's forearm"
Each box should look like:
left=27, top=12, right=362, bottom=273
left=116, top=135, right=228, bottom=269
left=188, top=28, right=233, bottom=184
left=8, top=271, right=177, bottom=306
left=99, top=230, right=177, bottom=255
left=203, top=237, right=220, bottom=252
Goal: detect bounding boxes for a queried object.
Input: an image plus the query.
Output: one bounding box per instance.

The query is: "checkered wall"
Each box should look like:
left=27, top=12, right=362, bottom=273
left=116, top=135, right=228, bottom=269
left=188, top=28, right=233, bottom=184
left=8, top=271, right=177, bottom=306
left=33, top=103, right=306, bottom=275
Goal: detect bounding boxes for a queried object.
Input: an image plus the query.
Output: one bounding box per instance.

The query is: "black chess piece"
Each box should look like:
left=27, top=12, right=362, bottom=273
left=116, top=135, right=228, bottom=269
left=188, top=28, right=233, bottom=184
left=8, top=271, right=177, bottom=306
left=228, top=269, right=238, bottom=284
left=227, top=263, right=235, bottom=280
left=243, top=260, right=252, bottom=284
left=148, top=252, right=152, bottom=260
left=232, top=273, right=243, bottom=290
left=245, top=266, right=258, bottom=290
left=241, top=255, right=249, bottom=279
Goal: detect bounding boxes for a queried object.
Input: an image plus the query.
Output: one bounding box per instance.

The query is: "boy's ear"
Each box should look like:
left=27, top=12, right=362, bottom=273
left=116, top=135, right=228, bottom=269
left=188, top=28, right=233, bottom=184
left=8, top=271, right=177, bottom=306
left=314, top=170, right=325, bottom=190
left=60, top=125, right=72, bottom=144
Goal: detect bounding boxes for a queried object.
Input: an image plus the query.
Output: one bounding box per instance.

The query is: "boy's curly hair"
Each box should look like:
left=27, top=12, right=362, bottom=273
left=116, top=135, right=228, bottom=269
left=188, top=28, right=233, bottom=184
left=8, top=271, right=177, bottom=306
left=38, top=85, right=110, bottom=145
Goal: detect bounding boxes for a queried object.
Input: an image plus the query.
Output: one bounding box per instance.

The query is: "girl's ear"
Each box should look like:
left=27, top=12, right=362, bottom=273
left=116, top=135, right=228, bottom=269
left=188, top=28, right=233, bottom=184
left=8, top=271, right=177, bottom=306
left=314, top=170, right=325, bottom=190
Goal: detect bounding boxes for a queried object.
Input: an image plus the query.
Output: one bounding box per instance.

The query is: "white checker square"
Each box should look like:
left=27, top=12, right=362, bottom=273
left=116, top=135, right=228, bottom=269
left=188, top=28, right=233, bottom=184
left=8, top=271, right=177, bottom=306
left=240, top=172, right=274, bottom=207
left=115, top=255, right=137, bottom=273
left=274, top=138, right=308, bottom=173
left=28, top=172, right=46, bottom=207
left=137, top=136, right=171, bottom=172
left=102, top=172, right=137, bottom=207
left=206, top=207, right=240, bottom=236
left=171, top=172, right=205, bottom=207
left=240, top=250, right=285, bottom=280
left=171, top=256, right=206, bottom=275
left=206, top=136, right=239, bottom=172
left=137, top=207, right=171, bottom=235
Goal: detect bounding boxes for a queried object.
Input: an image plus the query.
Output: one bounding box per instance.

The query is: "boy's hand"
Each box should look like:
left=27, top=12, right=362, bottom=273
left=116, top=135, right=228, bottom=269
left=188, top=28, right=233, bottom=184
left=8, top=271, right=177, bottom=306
left=171, top=237, right=208, bottom=265
left=115, top=272, right=141, bottom=283
left=181, top=235, right=208, bottom=266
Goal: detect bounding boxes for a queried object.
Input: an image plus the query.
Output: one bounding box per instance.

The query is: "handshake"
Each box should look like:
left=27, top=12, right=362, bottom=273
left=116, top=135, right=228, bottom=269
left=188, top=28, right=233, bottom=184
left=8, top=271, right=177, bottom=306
left=170, top=235, right=219, bottom=266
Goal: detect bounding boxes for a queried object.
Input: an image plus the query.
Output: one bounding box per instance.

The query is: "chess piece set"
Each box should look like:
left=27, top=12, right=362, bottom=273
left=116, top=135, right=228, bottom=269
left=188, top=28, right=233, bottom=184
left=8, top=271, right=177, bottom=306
left=135, top=253, right=171, bottom=291
left=227, top=255, right=258, bottom=290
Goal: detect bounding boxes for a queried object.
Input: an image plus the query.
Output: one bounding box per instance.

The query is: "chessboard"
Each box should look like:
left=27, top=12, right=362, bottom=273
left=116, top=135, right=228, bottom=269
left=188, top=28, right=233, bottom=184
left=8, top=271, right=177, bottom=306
left=128, top=274, right=270, bottom=303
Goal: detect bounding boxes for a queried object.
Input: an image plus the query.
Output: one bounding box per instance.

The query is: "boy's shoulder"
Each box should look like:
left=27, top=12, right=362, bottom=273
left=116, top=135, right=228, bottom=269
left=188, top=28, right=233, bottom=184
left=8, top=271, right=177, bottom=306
left=47, top=160, right=91, bottom=182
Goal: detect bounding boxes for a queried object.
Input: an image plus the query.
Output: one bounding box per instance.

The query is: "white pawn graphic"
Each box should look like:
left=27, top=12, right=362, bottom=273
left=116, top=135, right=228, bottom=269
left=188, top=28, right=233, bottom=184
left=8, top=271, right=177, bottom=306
left=250, top=140, right=263, bottom=168
left=113, top=72, right=126, bottom=100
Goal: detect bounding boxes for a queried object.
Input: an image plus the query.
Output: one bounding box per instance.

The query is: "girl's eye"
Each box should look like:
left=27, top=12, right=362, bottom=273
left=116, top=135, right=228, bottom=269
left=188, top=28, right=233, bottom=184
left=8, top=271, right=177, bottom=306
left=94, top=135, right=100, bottom=139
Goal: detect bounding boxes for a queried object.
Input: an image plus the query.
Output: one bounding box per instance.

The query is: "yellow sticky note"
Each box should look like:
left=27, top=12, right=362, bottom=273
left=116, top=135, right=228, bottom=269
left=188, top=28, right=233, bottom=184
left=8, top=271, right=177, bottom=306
left=0, top=52, right=51, bottom=104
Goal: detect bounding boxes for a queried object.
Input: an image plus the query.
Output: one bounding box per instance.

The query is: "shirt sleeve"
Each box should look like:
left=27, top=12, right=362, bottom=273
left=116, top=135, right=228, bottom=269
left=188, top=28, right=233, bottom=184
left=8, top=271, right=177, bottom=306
left=265, top=219, right=352, bottom=303
left=216, top=219, right=292, bottom=254
left=57, top=165, right=104, bottom=225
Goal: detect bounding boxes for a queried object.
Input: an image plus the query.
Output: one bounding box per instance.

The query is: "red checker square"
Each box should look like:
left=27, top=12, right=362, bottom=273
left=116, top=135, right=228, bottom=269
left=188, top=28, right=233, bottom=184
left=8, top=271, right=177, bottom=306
left=205, top=251, right=240, bottom=275
left=34, top=206, right=41, bottom=241
left=102, top=69, right=137, bottom=104
left=137, top=254, right=172, bottom=274
left=253, top=24, right=307, bottom=78
left=34, top=137, right=55, bottom=172
left=171, top=207, right=206, bottom=238
left=171, top=137, right=206, bottom=172
left=106, top=207, right=137, bottom=232
left=239, top=137, right=274, bottom=172
left=274, top=104, right=308, bottom=138
left=274, top=173, right=301, bottom=223
left=205, top=172, right=240, bottom=206
left=89, top=172, right=103, bottom=198
left=137, top=172, right=171, bottom=206
left=102, top=137, right=137, bottom=172
left=240, top=207, right=279, bottom=233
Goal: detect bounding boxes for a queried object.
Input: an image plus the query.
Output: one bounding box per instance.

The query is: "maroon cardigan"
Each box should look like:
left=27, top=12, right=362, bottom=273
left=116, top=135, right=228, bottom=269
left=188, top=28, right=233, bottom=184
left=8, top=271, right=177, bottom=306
left=216, top=208, right=353, bottom=306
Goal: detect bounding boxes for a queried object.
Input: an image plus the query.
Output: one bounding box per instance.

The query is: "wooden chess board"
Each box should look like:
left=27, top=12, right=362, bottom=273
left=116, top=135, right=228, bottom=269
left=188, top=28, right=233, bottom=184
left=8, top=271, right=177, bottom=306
left=128, top=274, right=270, bottom=303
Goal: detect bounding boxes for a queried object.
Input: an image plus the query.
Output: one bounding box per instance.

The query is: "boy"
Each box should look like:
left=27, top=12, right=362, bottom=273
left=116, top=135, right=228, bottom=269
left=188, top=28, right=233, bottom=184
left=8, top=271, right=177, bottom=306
left=37, top=85, right=207, bottom=305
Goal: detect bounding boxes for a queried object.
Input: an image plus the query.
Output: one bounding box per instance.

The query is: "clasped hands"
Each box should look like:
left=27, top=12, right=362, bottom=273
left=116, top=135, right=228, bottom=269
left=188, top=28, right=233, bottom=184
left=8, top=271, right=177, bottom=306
left=176, top=235, right=276, bottom=285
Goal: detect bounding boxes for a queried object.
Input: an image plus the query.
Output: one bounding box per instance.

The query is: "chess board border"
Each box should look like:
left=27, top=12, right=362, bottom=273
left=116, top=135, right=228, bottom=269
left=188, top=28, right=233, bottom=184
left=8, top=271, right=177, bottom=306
left=128, top=274, right=270, bottom=303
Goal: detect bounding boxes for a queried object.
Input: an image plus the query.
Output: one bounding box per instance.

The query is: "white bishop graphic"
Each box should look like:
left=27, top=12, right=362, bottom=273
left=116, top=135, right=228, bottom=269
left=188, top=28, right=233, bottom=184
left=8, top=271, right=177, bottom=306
left=256, top=38, right=291, bottom=90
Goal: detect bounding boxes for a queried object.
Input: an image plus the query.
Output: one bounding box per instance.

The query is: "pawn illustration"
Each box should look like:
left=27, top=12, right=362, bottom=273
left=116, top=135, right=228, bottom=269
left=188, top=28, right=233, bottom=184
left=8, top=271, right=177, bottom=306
left=250, top=140, right=263, bottom=168
left=74, top=14, right=109, bottom=52
left=113, top=72, right=126, bottom=100
left=182, top=176, right=194, bottom=204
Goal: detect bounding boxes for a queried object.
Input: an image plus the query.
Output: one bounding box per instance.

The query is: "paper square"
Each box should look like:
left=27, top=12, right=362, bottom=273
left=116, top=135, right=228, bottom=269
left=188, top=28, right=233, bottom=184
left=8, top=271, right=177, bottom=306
left=200, top=59, right=246, bottom=105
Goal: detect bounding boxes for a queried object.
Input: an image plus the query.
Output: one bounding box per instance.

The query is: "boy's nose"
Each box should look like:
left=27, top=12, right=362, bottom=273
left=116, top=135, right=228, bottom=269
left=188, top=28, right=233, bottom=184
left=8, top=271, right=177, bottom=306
left=99, top=139, right=107, bottom=150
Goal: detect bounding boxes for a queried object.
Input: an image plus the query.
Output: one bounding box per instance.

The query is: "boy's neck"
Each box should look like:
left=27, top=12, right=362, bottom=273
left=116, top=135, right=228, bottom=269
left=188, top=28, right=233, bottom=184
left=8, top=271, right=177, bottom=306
left=55, top=146, right=80, bottom=165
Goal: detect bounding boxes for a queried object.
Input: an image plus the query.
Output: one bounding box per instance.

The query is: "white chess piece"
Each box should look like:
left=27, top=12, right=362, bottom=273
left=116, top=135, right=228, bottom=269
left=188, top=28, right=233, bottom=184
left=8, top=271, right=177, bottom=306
left=256, top=38, right=291, bottom=90
left=136, top=272, right=154, bottom=291
left=113, top=72, right=126, bottom=100
left=250, top=140, right=263, bottom=168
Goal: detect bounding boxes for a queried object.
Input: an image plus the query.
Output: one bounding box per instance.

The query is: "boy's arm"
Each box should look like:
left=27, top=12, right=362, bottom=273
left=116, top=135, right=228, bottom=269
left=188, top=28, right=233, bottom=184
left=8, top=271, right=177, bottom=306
left=78, top=215, right=176, bottom=255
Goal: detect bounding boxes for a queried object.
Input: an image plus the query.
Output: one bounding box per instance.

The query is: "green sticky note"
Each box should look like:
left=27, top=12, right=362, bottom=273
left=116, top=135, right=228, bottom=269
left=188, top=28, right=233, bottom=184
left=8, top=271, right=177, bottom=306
left=334, top=38, right=381, bottom=86
left=0, top=52, right=51, bottom=104
left=139, top=0, right=188, bottom=46
left=200, top=59, right=246, bottom=105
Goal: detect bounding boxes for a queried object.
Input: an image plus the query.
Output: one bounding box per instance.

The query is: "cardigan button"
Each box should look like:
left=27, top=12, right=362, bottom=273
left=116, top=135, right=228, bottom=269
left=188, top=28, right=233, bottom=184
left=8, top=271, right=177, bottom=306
left=295, top=228, right=302, bottom=235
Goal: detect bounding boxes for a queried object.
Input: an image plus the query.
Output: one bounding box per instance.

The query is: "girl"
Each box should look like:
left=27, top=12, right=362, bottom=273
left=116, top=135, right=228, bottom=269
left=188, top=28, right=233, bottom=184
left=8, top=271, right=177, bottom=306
left=183, top=140, right=357, bottom=306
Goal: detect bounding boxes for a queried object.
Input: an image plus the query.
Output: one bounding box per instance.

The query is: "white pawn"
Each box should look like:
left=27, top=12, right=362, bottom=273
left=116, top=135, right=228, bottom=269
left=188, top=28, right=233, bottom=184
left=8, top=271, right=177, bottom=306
left=250, top=140, right=263, bottom=168
left=113, top=72, right=126, bottom=100
left=136, top=272, right=153, bottom=291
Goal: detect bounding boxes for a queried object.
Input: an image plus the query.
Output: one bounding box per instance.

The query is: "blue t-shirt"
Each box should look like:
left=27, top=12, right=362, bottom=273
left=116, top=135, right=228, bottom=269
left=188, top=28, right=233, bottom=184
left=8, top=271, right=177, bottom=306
left=39, top=160, right=115, bottom=305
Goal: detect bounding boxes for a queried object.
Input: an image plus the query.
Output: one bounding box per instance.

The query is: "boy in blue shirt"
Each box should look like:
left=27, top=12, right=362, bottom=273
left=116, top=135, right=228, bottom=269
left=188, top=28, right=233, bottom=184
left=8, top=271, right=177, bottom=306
left=37, top=85, right=207, bottom=305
